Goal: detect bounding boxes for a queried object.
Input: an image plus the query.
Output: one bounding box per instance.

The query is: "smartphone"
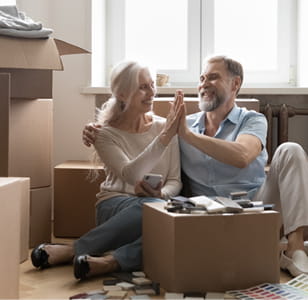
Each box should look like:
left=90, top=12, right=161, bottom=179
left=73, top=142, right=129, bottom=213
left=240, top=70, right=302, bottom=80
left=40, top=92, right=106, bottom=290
left=143, top=173, right=163, bottom=189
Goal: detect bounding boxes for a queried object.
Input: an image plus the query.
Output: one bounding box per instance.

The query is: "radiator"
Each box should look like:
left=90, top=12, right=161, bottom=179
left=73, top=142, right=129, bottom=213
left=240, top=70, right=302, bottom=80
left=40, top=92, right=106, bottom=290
left=261, top=104, right=308, bottom=162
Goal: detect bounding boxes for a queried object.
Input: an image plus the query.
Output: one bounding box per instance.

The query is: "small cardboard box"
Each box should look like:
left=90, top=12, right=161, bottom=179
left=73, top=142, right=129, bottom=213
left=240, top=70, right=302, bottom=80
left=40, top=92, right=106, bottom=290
left=0, top=177, right=30, bottom=299
left=143, top=202, right=280, bottom=293
left=54, top=161, right=106, bottom=237
left=153, top=98, right=260, bottom=118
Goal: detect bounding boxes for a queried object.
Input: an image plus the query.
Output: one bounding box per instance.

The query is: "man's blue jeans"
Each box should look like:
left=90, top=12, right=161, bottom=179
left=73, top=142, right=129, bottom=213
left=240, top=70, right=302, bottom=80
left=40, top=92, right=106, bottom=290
left=74, top=195, right=164, bottom=271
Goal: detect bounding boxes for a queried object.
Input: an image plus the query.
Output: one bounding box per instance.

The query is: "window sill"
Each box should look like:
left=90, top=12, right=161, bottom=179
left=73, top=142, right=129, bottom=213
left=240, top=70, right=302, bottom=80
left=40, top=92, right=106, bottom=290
left=82, top=85, right=308, bottom=95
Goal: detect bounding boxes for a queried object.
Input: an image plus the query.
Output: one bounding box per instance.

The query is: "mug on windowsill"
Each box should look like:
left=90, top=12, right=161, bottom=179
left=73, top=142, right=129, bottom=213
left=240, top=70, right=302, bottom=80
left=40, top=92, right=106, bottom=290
left=156, top=73, right=169, bottom=86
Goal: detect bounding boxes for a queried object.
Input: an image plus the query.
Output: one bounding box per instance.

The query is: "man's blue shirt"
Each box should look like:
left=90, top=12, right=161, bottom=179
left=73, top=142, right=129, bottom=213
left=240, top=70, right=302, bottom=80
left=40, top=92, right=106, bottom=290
left=179, top=105, right=268, bottom=199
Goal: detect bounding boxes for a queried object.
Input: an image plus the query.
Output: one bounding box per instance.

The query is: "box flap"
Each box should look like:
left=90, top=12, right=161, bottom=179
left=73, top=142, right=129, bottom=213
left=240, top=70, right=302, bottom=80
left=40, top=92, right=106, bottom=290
left=54, top=39, right=90, bottom=56
left=0, top=36, right=89, bottom=70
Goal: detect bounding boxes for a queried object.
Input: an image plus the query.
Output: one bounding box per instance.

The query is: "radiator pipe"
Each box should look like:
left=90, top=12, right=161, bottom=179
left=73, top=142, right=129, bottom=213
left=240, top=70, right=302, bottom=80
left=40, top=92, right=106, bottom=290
left=264, top=104, right=273, bottom=162
left=278, top=104, right=289, bottom=145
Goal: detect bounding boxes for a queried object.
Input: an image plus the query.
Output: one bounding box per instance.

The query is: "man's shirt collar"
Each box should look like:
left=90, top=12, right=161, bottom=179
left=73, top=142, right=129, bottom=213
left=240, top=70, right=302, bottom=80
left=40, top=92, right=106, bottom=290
left=191, top=105, right=240, bottom=134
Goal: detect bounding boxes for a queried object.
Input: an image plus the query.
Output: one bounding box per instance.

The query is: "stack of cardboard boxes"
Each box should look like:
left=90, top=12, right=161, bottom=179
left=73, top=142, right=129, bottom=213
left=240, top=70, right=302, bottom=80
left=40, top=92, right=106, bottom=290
left=0, top=36, right=88, bottom=248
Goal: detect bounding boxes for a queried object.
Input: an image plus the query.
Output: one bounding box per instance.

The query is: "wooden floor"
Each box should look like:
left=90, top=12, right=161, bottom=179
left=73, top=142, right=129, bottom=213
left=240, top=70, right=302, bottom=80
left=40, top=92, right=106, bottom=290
left=19, top=237, right=293, bottom=299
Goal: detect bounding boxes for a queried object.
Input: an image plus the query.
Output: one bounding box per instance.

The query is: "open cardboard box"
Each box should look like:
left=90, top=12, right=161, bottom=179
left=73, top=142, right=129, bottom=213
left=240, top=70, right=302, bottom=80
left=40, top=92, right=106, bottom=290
left=143, top=202, right=280, bottom=293
left=0, top=36, right=89, bottom=179
left=0, top=35, right=89, bottom=98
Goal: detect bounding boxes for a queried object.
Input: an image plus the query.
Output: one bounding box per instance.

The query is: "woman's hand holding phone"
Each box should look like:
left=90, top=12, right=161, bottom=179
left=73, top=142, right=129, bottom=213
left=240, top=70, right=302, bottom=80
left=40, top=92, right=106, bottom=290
left=134, top=174, right=163, bottom=198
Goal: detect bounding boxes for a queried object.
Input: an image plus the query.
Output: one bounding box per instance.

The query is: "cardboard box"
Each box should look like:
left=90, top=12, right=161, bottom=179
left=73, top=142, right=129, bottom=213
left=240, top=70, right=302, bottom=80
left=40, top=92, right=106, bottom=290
left=54, top=161, right=106, bottom=237
left=0, top=36, right=89, bottom=98
left=0, top=36, right=88, bottom=184
left=0, top=177, right=30, bottom=263
left=143, top=202, right=280, bottom=293
left=153, top=98, right=260, bottom=118
left=0, top=177, right=29, bottom=299
left=30, top=186, right=52, bottom=247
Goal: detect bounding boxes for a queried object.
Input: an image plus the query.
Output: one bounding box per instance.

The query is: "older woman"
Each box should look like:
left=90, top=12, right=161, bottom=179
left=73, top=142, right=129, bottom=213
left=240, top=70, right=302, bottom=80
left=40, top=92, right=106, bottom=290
left=31, top=61, right=183, bottom=280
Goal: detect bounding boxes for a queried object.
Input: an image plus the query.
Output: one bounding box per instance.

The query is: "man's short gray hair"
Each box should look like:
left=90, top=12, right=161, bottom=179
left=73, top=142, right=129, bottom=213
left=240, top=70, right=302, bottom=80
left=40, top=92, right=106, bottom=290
left=204, top=55, right=243, bottom=95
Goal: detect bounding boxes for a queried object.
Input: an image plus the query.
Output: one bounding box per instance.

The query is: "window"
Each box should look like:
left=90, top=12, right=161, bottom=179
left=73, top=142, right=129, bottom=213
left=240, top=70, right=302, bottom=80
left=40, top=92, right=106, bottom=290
left=0, top=0, right=16, bottom=5
left=205, top=0, right=296, bottom=85
left=92, top=0, right=296, bottom=86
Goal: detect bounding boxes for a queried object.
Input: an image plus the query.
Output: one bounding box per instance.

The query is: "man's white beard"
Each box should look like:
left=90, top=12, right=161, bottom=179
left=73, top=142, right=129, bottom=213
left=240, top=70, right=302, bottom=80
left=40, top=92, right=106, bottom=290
left=198, top=94, right=220, bottom=112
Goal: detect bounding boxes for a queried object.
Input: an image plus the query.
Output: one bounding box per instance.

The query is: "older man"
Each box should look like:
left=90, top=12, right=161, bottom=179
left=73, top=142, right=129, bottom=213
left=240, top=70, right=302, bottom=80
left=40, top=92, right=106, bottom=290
left=176, top=55, right=308, bottom=277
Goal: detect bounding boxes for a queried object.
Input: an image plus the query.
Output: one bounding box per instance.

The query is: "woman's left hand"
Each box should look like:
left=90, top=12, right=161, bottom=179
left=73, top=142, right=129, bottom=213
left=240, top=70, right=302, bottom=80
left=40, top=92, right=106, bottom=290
left=134, top=180, right=163, bottom=198
left=159, top=90, right=185, bottom=146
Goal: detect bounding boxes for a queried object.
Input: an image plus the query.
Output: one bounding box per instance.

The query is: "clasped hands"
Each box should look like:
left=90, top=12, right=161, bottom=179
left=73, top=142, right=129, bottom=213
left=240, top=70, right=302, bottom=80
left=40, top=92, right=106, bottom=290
left=158, top=89, right=188, bottom=146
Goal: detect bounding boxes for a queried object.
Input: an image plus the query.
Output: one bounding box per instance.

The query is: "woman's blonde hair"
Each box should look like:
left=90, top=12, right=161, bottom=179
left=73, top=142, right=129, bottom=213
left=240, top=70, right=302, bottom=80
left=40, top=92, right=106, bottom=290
left=89, top=60, right=153, bottom=181
left=96, top=60, right=149, bottom=125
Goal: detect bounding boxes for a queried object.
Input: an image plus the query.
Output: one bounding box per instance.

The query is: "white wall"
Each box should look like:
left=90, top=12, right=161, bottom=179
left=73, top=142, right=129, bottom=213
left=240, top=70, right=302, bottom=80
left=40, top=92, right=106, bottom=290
left=17, top=0, right=96, bottom=167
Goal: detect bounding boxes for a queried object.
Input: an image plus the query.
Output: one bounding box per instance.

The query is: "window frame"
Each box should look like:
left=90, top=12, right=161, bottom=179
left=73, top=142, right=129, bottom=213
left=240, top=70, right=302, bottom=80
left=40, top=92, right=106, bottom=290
left=105, top=0, right=201, bottom=85
left=92, top=0, right=297, bottom=87
left=201, top=0, right=297, bottom=85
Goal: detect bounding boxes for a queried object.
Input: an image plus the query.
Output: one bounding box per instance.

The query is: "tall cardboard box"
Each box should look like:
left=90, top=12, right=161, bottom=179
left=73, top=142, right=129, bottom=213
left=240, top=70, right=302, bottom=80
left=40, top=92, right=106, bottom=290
left=0, top=36, right=89, bottom=247
left=143, top=202, right=280, bottom=293
left=0, top=177, right=30, bottom=299
left=54, top=161, right=105, bottom=237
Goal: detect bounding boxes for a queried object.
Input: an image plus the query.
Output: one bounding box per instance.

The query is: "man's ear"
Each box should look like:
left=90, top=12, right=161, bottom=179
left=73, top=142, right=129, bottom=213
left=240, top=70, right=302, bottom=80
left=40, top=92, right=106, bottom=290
left=232, top=76, right=241, bottom=93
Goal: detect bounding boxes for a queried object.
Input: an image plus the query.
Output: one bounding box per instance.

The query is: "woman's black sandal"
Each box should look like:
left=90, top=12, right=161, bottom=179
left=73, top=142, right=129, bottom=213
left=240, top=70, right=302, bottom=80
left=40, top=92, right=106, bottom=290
left=31, top=243, right=51, bottom=269
left=73, top=255, right=90, bottom=280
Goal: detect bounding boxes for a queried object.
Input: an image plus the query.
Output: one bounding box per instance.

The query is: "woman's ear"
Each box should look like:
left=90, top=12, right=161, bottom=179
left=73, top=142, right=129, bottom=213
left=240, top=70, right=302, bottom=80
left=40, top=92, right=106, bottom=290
left=117, top=93, right=125, bottom=102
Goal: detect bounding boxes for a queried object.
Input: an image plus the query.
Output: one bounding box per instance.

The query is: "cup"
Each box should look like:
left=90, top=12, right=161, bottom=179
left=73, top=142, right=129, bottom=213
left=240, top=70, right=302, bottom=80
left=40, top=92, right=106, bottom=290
left=156, top=73, right=169, bottom=86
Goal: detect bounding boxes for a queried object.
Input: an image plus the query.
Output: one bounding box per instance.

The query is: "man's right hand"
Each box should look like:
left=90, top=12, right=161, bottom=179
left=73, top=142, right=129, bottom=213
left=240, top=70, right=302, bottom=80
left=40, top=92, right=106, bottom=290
left=82, top=122, right=101, bottom=147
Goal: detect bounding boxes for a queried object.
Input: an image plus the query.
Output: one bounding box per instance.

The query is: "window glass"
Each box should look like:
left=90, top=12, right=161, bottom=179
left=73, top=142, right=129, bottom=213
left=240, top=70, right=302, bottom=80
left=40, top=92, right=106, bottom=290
left=0, top=0, right=16, bottom=5
left=125, top=0, right=188, bottom=70
left=214, top=0, right=278, bottom=71
left=93, top=0, right=295, bottom=86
